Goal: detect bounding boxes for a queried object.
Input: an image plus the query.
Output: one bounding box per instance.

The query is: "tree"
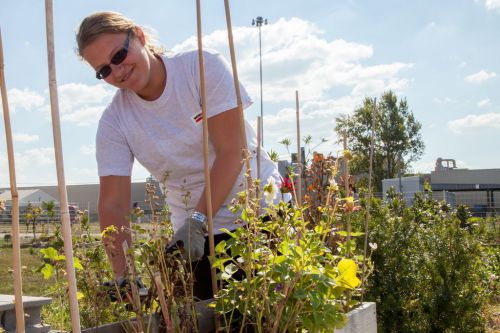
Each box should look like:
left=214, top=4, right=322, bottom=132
left=24, top=202, right=45, bottom=241
left=335, top=91, right=424, bottom=191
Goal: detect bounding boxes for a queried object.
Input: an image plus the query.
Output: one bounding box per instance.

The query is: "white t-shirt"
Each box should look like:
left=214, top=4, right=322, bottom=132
left=96, top=49, right=286, bottom=233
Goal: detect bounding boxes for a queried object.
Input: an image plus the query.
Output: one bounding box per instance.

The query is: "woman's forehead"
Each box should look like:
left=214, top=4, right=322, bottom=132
left=82, top=33, right=126, bottom=67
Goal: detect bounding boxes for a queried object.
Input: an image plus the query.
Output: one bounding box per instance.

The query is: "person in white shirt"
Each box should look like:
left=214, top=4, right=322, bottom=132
left=76, top=11, right=287, bottom=300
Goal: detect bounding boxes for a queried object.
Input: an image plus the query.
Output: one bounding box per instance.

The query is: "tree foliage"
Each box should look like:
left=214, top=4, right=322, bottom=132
left=335, top=91, right=424, bottom=190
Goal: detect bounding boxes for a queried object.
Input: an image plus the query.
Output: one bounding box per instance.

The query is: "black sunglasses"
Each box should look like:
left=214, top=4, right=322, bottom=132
left=96, top=30, right=132, bottom=80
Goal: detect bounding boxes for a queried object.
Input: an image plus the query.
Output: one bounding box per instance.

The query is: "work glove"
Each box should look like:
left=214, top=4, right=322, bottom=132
left=170, top=216, right=207, bottom=262
left=102, top=276, right=148, bottom=302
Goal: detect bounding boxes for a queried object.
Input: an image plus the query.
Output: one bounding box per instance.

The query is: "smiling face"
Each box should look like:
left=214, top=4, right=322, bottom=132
left=82, top=28, right=154, bottom=96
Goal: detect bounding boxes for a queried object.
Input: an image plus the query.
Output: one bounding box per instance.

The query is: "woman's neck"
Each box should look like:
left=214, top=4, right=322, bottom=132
left=137, top=53, right=166, bottom=101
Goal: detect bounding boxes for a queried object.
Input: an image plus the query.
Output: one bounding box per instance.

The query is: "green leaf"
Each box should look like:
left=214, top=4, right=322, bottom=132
left=212, top=258, right=231, bottom=270
left=336, top=231, right=364, bottom=237
left=77, top=291, right=84, bottom=300
left=215, top=240, right=227, bottom=254
left=73, top=258, right=83, bottom=270
left=278, top=240, right=291, bottom=255
left=272, top=255, right=286, bottom=265
left=335, top=258, right=360, bottom=289
left=40, top=247, right=58, bottom=260
left=220, top=228, right=237, bottom=238
left=41, top=264, right=54, bottom=280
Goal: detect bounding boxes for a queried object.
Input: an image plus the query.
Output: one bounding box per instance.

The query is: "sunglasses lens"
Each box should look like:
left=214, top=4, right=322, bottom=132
left=97, top=66, right=112, bottom=80
left=111, top=48, right=128, bottom=65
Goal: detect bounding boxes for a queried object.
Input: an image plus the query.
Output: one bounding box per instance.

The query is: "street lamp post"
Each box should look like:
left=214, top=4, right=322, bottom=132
left=252, top=16, right=267, bottom=146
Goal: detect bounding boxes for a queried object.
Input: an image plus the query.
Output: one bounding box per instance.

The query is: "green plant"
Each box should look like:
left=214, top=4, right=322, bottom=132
left=364, top=188, right=489, bottom=332
left=24, top=202, right=44, bottom=241
left=212, top=150, right=366, bottom=332
left=38, top=247, right=83, bottom=332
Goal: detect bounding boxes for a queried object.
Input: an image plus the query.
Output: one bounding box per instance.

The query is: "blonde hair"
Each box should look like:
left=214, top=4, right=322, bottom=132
left=76, top=11, right=165, bottom=57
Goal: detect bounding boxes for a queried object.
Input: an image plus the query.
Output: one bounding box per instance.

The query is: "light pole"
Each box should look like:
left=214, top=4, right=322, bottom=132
left=252, top=16, right=267, bottom=146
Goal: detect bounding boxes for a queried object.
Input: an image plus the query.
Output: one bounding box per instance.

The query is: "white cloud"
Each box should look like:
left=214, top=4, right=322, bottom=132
left=172, top=17, right=412, bottom=103
left=433, top=97, right=457, bottom=104
left=464, top=70, right=497, bottom=84
left=71, top=168, right=97, bottom=177
left=80, top=144, right=95, bottom=155
left=7, top=88, right=44, bottom=113
left=57, top=83, right=114, bottom=111
left=485, top=0, right=500, bottom=11
left=458, top=61, right=467, bottom=68
left=13, top=133, right=39, bottom=143
left=411, top=160, right=436, bottom=174
left=477, top=98, right=491, bottom=108
left=448, top=113, right=500, bottom=133
left=61, top=105, right=104, bottom=126
left=16, top=148, right=54, bottom=166
left=37, top=83, right=115, bottom=125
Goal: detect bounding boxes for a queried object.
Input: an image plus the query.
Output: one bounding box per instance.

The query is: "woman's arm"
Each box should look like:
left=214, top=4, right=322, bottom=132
left=194, top=106, right=245, bottom=217
left=98, top=175, right=132, bottom=277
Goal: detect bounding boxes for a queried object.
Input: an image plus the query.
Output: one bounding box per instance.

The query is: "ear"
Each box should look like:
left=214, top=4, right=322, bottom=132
left=133, top=26, right=146, bottom=46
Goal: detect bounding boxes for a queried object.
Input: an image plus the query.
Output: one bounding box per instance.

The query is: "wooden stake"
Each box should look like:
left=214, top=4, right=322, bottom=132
left=195, top=0, right=218, bottom=303
left=257, top=116, right=262, bottom=181
left=44, top=1, right=81, bottom=331
left=154, top=272, right=172, bottom=332
left=122, top=241, right=145, bottom=333
left=0, top=26, right=26, bottom=333
left=361, top=98, right=376, bottom=302
left=295, top=91, right=302, bottom=207
left=343, top=133, right=352, bottom=252
left=223, top=0, right=252, bottom=186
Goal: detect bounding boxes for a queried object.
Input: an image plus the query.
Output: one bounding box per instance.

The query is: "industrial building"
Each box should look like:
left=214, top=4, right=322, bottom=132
left=383, top=158, right=500, bottom=216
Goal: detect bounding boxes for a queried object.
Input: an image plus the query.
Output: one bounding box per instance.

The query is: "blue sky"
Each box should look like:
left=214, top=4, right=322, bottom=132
left=1, top=0, right=499, bottom=186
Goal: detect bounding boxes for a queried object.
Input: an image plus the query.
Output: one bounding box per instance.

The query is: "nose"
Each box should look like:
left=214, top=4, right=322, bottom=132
left=109, top=63, right=125, bottom=80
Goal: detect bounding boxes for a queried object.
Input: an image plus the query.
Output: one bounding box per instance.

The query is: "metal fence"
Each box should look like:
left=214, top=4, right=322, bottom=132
left=0, top=202, right=79, bottom=225
left=374, top=190, right=500, bottom=217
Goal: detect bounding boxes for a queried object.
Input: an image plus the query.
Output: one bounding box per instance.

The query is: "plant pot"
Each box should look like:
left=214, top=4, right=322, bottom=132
left=79, top=301, right=376, bottom=333
left=335, top=302, right=377, bottom=333
left=80, top=299, right=214, bottom=333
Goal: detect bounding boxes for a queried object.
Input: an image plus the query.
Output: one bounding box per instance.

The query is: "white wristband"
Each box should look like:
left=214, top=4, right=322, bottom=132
left=191, top=211, right=208, bottom=225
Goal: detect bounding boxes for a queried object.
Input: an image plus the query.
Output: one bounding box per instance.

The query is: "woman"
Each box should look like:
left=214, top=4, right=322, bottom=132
left=77, top=11, right=286, bottom=300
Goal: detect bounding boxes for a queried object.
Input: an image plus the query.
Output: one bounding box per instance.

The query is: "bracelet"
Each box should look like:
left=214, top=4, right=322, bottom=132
left=191, top=211, right=208, bottom=225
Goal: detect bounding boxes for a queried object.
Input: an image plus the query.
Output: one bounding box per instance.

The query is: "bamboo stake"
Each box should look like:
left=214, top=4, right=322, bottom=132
left=154, top=272, right=172, bottom=332
left=295, top=91, right=302, bottom=207
left=122, top=241, right=145, bottom=333
left=343, top=133, right=352, bottom=254
left=44, top=1, right=81, bottom=331
left=0, top=27, right=26, bottom=333
left=223, top=0, right=252, bottom=186
left=257, top=116, right=262, bottom=181
left=195, top=0, right=218, bottom=303
left=361, top=98, right=376, bottom=302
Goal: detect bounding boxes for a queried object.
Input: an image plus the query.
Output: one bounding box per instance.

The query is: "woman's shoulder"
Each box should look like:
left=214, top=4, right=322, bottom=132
left=165, top=48, right=223, bottom=66
left=99, top=89, right=127, bottom=124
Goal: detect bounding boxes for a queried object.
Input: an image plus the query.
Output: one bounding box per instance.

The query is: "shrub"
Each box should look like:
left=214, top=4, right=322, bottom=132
left=364, top=188, right=489, bottom=332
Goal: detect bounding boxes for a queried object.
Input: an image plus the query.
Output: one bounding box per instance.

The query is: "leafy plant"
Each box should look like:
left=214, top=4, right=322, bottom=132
left=24, top=202, right=44, bottom=241
left=212, top=150, right=367, bottom=332
left=363, top=188, right=490, bottom=332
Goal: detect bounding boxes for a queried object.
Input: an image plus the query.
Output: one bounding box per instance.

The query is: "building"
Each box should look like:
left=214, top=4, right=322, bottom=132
left=0, top=189, right=56, bottom=205
left=382, top=158, right=500, bottom=216
left=0, top=179, right=163, bottom=222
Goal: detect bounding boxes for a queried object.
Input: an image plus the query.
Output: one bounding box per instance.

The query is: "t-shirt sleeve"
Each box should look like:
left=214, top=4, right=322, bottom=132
left=96, top=117, right=134, bottom=177
left=197, top=50, right=253, bottom=118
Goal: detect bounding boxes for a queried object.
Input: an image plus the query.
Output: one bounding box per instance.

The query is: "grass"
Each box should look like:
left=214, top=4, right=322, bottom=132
left=0, top=245, right=50, bottom=296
